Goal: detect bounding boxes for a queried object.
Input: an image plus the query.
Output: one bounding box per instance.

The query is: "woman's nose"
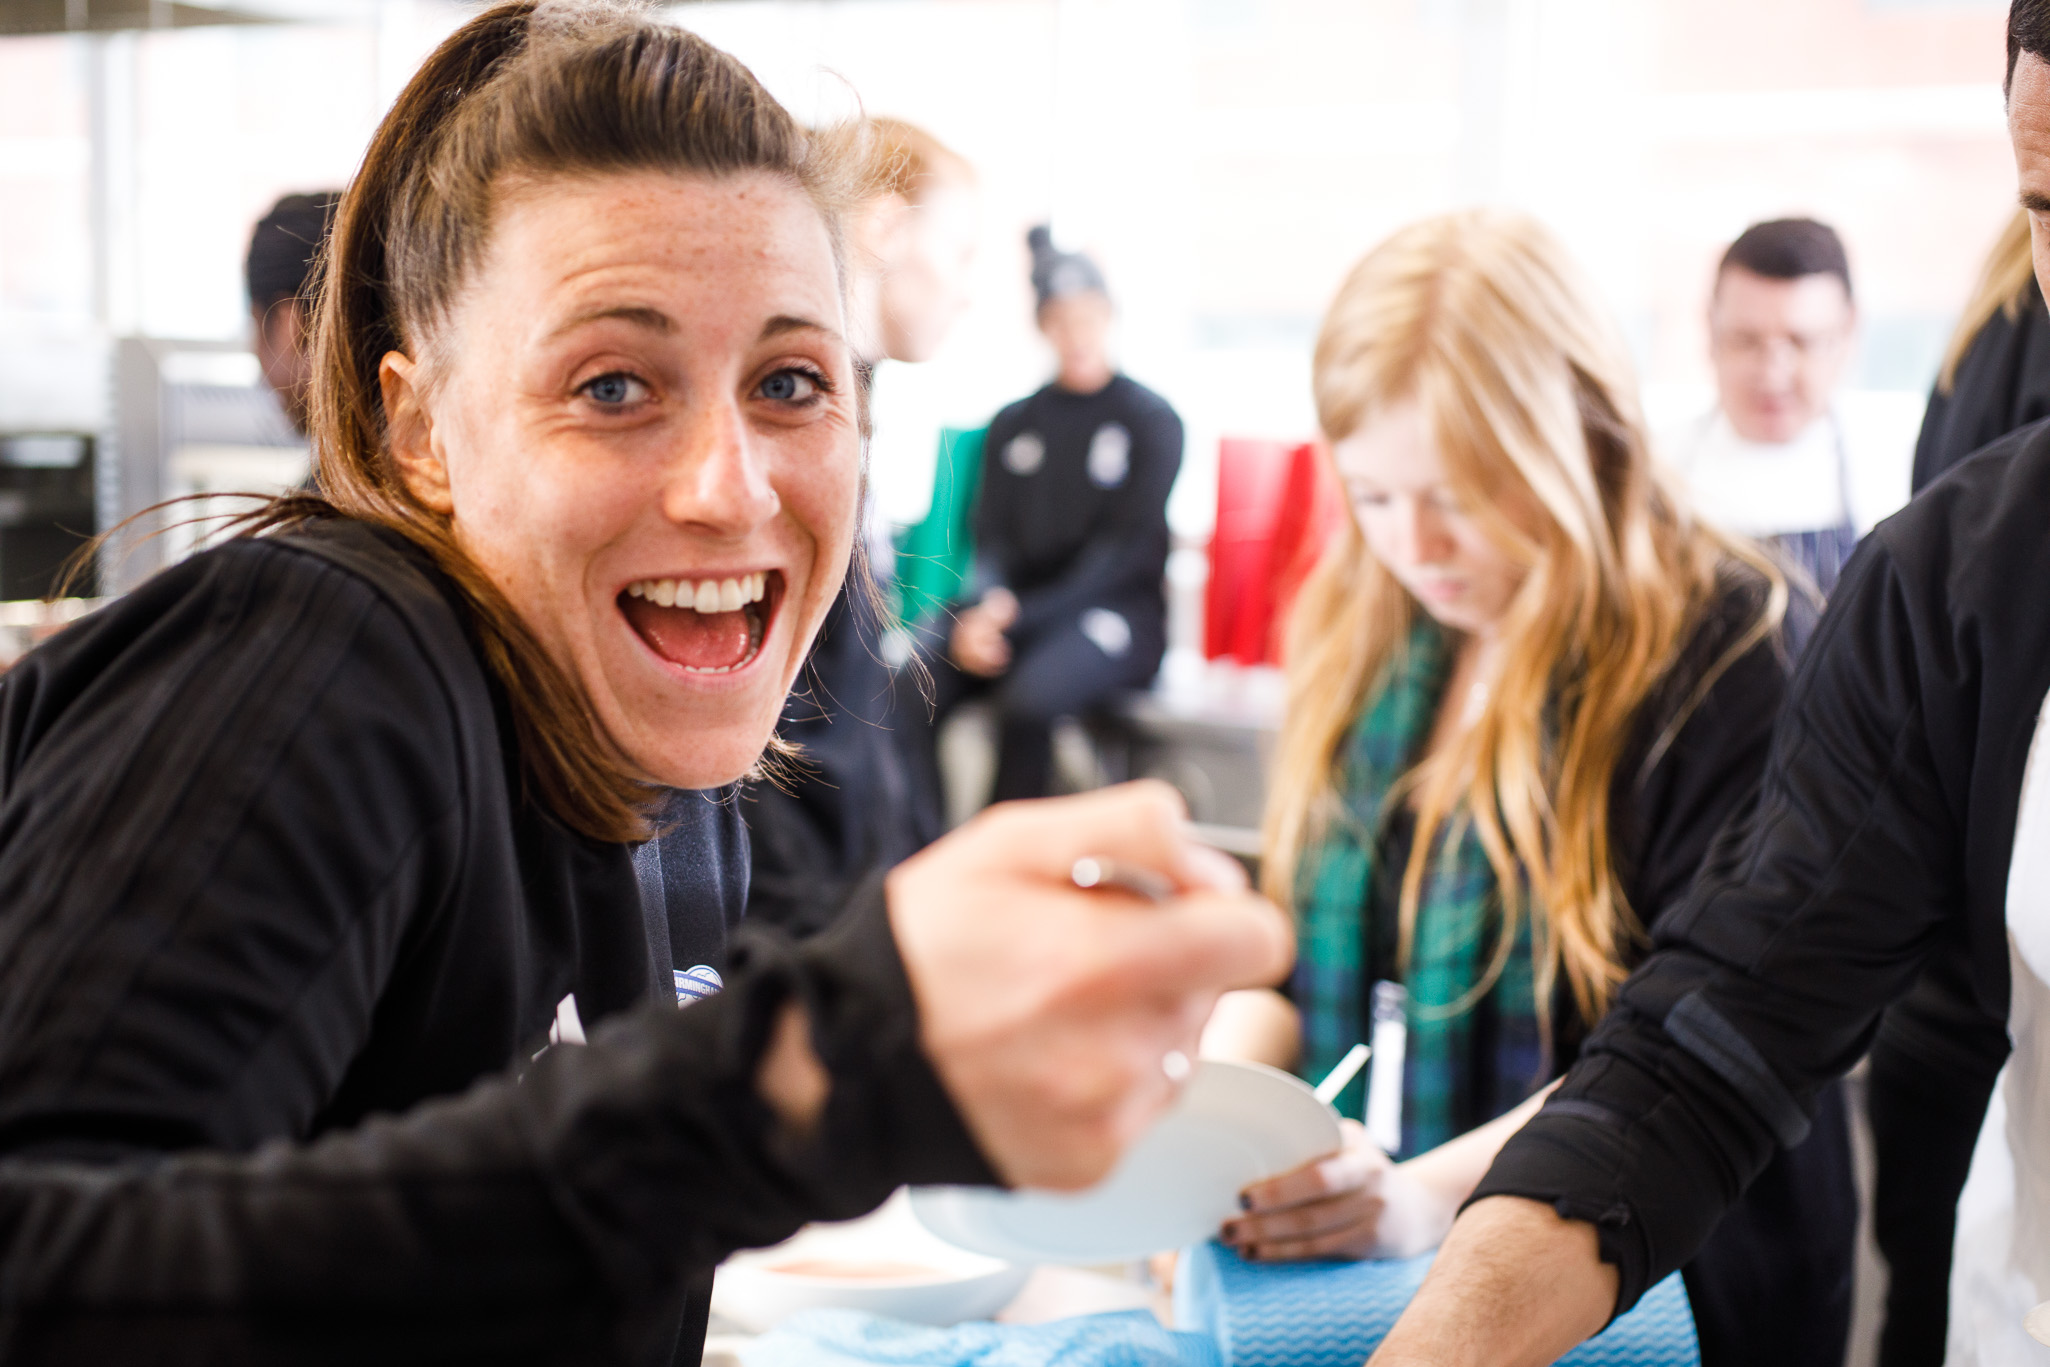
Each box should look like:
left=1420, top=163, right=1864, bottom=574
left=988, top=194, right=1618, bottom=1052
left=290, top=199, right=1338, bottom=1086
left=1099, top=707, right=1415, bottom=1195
left=660, top=402, right=780, bottom=536
left=1408, top=503, right=1455, bottom=563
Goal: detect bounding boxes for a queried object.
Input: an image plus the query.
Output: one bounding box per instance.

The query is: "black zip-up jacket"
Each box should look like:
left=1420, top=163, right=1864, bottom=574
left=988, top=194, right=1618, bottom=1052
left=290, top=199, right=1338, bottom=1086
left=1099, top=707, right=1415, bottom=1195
left=973, top=374, right=1181, bottom=645
left=1473, top=418, right=2050, bottom=1317
left=0, top=519, right=991, bottom=1362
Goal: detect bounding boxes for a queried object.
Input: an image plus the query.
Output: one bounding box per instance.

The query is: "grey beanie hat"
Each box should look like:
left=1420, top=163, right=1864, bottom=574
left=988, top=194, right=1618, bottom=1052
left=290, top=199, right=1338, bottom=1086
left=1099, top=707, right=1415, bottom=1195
left=1028, top=224, right=1108, bottom=309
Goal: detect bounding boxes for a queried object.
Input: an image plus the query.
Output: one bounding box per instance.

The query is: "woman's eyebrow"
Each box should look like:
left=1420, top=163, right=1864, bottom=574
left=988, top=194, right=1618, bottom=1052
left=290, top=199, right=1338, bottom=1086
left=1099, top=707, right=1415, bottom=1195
left=548, top=304, right=675, bottom=338
left=760, top=313, right=843, bottom=345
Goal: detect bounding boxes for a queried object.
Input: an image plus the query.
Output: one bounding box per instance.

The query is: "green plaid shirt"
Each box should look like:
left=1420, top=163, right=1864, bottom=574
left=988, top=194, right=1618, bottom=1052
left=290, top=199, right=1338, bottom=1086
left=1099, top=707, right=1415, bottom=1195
left=1292, top=619, right=1544, bottom=1156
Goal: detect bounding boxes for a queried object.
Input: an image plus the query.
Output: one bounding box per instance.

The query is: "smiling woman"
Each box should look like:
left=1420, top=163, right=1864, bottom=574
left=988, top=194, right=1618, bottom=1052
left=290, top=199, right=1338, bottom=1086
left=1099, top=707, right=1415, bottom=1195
left=0, top=3, right=1293, bottom=1362
left=297, top=9, right=867, bottom=837
left=370, top=168, right=859, bottom=802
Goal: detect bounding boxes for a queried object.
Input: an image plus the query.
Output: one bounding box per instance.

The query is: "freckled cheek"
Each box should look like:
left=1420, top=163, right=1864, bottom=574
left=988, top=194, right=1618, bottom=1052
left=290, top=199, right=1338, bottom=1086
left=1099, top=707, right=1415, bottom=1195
left=461, top=453, right=641, bottom=640
left=775, top=442, right=862, bottom=592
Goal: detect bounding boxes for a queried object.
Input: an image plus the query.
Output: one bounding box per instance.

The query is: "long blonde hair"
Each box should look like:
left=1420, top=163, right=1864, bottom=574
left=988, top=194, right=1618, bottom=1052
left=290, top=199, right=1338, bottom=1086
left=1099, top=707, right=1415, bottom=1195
left=1262, top=210, right=1784, bottom=1023
left=1938, top=208, right=2035, bottom=395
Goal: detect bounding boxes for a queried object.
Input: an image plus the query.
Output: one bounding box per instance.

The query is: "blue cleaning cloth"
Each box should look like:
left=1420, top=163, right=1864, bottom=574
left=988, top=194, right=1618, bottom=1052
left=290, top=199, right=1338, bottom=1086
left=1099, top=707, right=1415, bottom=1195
left=740, top=1308, right=1221, bottom=1367
left=1173, top=1241, right=1699, bottom=1367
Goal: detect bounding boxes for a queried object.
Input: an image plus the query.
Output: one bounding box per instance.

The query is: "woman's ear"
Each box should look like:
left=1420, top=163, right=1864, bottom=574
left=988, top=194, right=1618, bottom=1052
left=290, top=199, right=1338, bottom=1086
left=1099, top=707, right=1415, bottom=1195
left=379, top=351, right=454, bottom=514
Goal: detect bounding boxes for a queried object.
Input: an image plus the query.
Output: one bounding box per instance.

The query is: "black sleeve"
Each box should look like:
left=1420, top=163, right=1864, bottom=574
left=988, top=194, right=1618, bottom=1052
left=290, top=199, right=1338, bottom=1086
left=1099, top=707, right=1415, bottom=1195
left=0, top=888, right=996, bottom=1365
left=1471, top=540, right=1957, bottom=1319
left=0, top=540, right=467, bottom=1155
left=1008, top=398, right=1182, bottom=637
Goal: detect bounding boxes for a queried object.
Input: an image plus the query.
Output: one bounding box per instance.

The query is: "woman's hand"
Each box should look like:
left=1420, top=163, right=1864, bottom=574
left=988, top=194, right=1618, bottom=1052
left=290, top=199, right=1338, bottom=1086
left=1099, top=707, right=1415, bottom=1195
left=888, top=780, right=1294, bottom=1191
left=949, top=588, right=1018, bottom=677
left=1221, top=1120, right=1457, bottom=1262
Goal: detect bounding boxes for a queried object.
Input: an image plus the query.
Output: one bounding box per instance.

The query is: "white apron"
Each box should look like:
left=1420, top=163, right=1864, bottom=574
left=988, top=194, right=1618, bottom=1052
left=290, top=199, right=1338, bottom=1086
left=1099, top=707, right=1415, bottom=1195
left=1948, top=692, right=2050, bottom=1364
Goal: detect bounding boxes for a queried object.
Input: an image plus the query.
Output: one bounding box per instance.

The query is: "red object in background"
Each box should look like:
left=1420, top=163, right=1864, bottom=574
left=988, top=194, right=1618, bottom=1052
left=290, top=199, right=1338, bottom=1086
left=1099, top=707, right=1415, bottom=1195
left=1205, top=438, right=1346, bottom=666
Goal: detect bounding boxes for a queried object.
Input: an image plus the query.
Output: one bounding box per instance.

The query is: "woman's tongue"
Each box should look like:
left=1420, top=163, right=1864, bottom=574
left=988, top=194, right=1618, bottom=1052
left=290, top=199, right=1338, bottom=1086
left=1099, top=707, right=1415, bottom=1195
left=622, top=596, right=754, bottom=672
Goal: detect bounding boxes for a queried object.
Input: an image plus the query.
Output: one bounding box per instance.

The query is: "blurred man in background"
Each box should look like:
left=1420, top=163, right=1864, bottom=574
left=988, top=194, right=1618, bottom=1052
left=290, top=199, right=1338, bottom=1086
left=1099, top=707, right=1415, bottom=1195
left=1671, top=218, right=1861, bottom=600
left=245, top=191, right=341, bottom=438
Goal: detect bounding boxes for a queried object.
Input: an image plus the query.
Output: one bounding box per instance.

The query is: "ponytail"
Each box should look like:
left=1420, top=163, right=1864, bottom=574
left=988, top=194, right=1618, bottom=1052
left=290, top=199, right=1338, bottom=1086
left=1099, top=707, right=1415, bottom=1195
left=259, top=0, right=850, bottom=844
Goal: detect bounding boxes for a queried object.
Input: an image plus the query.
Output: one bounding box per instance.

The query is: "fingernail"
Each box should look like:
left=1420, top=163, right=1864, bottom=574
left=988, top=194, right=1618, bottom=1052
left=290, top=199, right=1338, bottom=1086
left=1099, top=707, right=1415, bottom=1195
left=1237, top=1192, right=1253, bottom=1211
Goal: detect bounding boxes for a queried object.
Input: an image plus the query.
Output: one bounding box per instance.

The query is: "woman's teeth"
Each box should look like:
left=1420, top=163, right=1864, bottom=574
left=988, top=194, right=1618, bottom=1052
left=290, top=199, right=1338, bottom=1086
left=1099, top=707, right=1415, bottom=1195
left=624, top=571, right=767, bottom=613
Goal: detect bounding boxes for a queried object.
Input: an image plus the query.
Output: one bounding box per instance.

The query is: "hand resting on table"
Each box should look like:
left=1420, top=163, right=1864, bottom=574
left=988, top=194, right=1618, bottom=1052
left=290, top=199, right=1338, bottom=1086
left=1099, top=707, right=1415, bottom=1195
left=1222, top=1082, right=1559, bottom=1262
left=1222, top=1119, right=1453, bottom=1261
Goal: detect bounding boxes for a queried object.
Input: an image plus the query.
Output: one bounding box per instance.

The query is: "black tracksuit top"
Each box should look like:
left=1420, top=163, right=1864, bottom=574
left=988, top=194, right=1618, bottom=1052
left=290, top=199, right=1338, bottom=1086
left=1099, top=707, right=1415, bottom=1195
left=1476, top=417, right=2050, bottom=1318
left=0, top=519, right=990, bottom=1362
left=974, top=374, right=1181, bottom=644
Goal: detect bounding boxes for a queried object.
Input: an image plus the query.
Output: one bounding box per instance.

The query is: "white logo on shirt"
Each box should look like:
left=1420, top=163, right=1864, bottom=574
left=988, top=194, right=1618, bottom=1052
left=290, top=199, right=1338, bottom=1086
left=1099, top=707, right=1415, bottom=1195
left=1087, top=423, right=1131, bottom=488
left=1080, top=607, right=1132, bottom=658
left=549, top=993, right=586, bottom=1046
left=674, top=965, right=723, bottom=1007
left=1003, top=432, right=1046, bottom=475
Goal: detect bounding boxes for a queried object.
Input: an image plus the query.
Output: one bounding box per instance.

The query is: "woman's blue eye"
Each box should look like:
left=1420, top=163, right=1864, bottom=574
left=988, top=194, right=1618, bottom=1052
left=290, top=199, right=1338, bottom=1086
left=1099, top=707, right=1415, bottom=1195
left=583, top=373, right=643, bottom=406
left=759, top=369, right=820, bottom=403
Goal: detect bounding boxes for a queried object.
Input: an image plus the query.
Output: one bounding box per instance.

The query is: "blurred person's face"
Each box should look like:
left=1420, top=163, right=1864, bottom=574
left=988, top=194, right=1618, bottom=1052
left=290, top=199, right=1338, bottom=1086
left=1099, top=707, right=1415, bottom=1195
left=1332, top=397, right=1528, bottom=638
left=1038, top=291, right=1114, bottom=391
left=253, top=297, right=313, bottom=435
left=874, top=183, right=980, bottom=364
left=1707, top=265, right=1856, bottom=444
left=2010, top=53, right=2050, bottom=306
left=379, top=170, right=860, bottom=789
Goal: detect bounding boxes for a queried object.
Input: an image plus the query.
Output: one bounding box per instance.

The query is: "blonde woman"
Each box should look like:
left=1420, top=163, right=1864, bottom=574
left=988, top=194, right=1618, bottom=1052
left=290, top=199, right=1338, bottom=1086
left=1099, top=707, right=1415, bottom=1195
left=1208, top=212, right=1854, bottom=1367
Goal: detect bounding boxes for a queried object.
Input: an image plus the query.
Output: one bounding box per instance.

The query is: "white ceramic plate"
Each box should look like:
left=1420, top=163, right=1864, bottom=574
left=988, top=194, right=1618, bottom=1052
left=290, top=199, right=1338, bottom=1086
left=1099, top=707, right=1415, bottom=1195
left=712, top=1189, right=1030, bottom=1332
left=909, top=1059, right=1342, bottom=1264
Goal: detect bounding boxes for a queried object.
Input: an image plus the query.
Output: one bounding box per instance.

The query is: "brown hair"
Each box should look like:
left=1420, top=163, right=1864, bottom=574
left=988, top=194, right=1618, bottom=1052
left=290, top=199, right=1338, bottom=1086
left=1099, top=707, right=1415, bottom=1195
left=1265, top=211, right=1784, bottom=1024
left=264, top=0, right=858, bottom=843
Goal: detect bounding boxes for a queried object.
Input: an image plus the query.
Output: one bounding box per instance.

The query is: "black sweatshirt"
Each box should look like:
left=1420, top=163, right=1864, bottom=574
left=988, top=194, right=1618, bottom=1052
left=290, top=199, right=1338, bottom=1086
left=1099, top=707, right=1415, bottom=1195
left=973, top=375, right=1181, bottom=643
left=1474, top=419, right=2050, bottom=1319
left=1876, top=271, right=2050, bottom=1367
left=0, top=519, right=993, bottom=1362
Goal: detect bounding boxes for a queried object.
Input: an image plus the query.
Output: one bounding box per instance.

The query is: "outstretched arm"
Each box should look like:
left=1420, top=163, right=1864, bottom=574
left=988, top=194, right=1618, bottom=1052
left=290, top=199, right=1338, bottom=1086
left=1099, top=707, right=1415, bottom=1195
left=0, top=782, right=1292, bottom=1362
left=1368, top=1196, right=1616, bottom=1367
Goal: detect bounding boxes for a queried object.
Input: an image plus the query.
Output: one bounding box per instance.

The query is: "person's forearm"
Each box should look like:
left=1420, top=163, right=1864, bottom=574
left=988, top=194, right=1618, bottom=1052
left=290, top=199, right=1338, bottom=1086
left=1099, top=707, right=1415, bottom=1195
left=1199, top=988, right=1300, bottom=1070
left=0, top=892, right=993, bottom=1361
left=1369, top=1195, right=1615, bottom=1367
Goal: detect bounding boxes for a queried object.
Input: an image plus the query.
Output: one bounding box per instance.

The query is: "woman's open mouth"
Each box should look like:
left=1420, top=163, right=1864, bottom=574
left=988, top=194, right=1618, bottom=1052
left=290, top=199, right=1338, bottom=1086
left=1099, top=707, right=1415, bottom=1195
left=619, top=570, right=783, bottom=675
